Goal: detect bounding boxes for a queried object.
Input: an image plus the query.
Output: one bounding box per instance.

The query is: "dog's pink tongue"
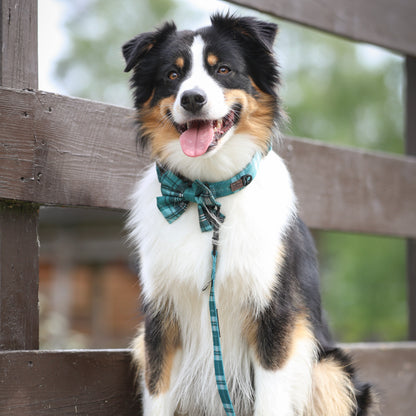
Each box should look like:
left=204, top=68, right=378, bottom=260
left=180, top=121, right=214, bottom=157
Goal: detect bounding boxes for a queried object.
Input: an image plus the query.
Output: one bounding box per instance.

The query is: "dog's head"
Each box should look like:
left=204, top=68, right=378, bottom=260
left=123, top=13, right=281, bottom=179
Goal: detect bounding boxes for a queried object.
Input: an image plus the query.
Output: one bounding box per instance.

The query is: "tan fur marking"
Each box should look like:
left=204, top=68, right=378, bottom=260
left=224, top=87, right=276, bottom=154
left=207, top=53, right=219, bottom=66
left=289, top=316, right=315, bottom=357
left=131, top=318, right=181, bottom=396
left=156, top=319, right=181, bottom=394
left=306, top=357, right=357, bottom=416
left=176, top=56, right=185, bottom=69
left=139, top=95, right=178, bottom=159
left=130, top=325, right=145, bottom=392
left=245, top=312, right=314, bottom=371
left=243, top=245, right=286, bottom=352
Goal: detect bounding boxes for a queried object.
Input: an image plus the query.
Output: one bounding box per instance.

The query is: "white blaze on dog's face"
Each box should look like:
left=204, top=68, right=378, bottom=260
left=123, top=14, right=280, bottom=179
left=172, top=36, right=233, bottom=158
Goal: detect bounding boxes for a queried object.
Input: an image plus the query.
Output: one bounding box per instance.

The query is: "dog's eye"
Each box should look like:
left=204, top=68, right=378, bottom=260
left=217, top=66, right=231, bottom=75
left=168, top=71, right=179, bottom=80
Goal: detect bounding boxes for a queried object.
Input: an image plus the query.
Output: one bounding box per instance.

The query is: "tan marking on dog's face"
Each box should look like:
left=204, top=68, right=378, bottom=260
left=207, top=53, right=219, bottom=67
left=139, top=95, right=178, bottom=159
left=224, top=86, right=276, bottom=154
left=176, top=56, right=185, bottom=69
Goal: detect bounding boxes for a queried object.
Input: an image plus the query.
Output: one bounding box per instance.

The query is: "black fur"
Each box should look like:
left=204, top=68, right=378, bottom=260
left=123, top=13, right=374, bottom=415
left=142, top=301, right=180, bottom=395
left=122, top=14, right=282, bottom=151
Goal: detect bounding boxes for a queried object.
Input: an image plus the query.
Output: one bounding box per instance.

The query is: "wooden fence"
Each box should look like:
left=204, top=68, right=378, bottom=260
left=0, top=0, right=415, bottom=414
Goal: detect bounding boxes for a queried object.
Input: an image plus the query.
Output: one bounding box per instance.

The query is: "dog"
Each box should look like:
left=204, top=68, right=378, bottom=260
left=122, top=13, right=374, bottom=416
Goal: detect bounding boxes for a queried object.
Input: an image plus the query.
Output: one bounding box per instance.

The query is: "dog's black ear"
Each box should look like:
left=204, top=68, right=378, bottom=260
left=122, top=22, right=177, bottom=73
left=123, top=33, right=155, bottom=73
left=210, top=13, right=278, bottom=52
left=211, top=13, right=279, bottom=96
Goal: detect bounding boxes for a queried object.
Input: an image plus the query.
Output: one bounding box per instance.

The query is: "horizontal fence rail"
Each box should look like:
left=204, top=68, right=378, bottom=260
left=0, top=343, right=415, bottom=416
left=1, top=87, right=415, bottom=237
left=229, top=0, right=416, bottom=56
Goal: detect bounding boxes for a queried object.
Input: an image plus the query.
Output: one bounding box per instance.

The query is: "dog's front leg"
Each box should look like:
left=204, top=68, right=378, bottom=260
left=253, top=363, right=295, bottom=416
left=250, top=316, right=316, bottom=416
left=131, top=307, right=181, bottom=416
left=142, top=387, right=174, bottom=415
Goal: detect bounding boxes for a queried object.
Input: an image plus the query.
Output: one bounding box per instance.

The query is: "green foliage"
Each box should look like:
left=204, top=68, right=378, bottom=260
left=55, top=0, right=179, bottom=105
left=277, top=21, right=404, bottom=154
left=319, top=233, right=407, bottom=342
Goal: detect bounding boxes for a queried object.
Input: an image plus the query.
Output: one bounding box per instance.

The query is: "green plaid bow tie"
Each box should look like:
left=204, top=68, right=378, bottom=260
left=156, top=151, right=263, bottom=232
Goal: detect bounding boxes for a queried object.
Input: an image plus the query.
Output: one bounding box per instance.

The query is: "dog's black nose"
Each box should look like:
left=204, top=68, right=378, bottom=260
left=181, top=88, right=207, bottom=114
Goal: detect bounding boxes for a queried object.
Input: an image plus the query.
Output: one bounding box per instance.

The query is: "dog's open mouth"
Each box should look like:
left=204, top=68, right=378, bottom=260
left=176, top=106, right=240, bottom=157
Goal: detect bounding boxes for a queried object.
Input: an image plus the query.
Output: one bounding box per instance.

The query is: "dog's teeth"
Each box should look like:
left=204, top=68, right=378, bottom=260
left=216, top=120, right=222, bottom=130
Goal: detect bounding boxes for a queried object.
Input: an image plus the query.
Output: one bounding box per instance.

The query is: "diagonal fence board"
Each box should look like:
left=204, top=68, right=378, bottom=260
left=228, top=0, right=416, bottom=57
left=0, top=344, right=415, bottom=416
left=1, top=87, right=415, bottom=237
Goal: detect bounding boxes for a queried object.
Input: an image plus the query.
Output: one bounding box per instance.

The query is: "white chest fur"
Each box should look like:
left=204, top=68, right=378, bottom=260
left=128, top=151, right=296, bottom=414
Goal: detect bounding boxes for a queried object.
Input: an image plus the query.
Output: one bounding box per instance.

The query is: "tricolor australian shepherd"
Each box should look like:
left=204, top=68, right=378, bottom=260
left=123, top=13, right=374, bottom=416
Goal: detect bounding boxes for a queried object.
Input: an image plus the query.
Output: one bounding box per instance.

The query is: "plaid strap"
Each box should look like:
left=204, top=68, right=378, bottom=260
left=209, top=226, right=236, bottom=415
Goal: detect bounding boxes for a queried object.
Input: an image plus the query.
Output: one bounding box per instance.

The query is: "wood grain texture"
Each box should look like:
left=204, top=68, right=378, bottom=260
left=0, top=0, right=39, bottom=350
left=0, top=0, right=38, bottom=89
left=345, top=343, right=416, bottom=416
left=0, top=202, right=39, bottom=350
left=229, top=0, right=416, bottom=56
left=0, top=344, right=414, bottom=415
left=279, top=137, right=416, bottom=238
left=1, top=87, right=415, bottom=237
left=0, top=87, right=149, bottom=209
left=0, top=350, right=141, bottom=415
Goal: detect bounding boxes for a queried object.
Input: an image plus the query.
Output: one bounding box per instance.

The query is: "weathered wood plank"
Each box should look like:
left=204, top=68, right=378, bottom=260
left=229, top=0, right=416, bottom=56
left=406, top=55, right=416, bottom=340
left=0, top=202, right=39, bottom=350
left=1, top=87, right=415, bottom=237
left=345, top=343, right=416, bottom=416
left=0, top=88, right=148, bottom=208
left=0, top=0, right=39, bottom=350
left=0, top=350, right=141, bottom=415
left=279, top=137, right=416, bottom=237
left=0, top=344, right=414, bottom=415
left=0, top=0, right=38, bottom=89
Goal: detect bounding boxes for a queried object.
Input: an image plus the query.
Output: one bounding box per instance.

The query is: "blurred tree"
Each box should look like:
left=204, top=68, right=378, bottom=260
left=52, top=0, right=407, bottom=342
left=55, top=0, right=188, bottom=105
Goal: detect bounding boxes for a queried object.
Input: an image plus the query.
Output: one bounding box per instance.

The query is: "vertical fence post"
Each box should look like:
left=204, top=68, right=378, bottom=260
left=0, top=0, right=39, bottom=350
left=406, top=55, right=416, bottom=341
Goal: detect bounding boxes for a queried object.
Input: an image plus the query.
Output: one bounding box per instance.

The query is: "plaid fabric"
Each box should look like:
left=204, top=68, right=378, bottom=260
left=209, top=248, right=236, bottom=415
left=156, top=150, right=263, bottom=232
left=156, top=169, right=224, bottom=232
left=155, top=150, right=268, bottom=415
